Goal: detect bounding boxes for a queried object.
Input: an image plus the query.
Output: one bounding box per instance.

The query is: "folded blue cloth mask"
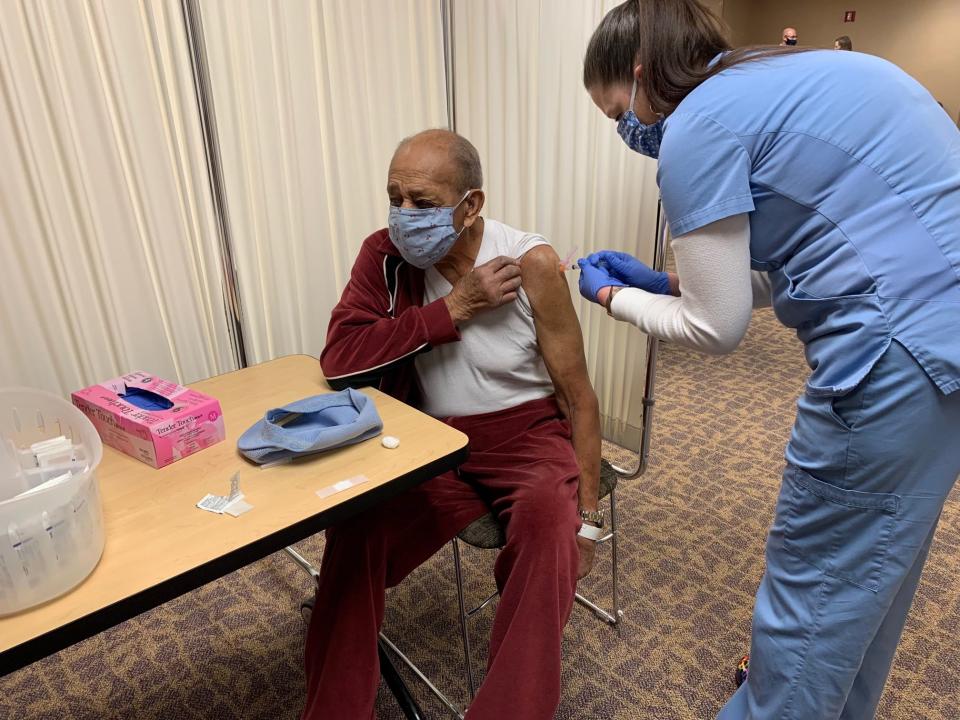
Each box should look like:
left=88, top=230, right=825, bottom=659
left=237, top=389, right=383, bottom=465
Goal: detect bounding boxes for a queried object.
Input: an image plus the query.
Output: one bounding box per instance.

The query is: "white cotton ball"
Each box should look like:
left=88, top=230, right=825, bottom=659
left=381, top=435, right=400, bottom=449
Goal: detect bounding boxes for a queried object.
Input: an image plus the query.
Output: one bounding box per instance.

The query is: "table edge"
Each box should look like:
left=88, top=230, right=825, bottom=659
left=0, top=441, right=469, bottom=677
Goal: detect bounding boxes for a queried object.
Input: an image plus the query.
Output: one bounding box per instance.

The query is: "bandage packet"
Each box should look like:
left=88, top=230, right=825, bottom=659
left=196, top=494, right=232, bottom=514
left=316, top=474, right=370, bottom=500
left=196, top=472, right=252, bottom=516
left=225, top=499, right=253, bottom=517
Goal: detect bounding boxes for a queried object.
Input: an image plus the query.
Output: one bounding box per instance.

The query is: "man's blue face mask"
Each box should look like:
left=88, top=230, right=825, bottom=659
left=617, top=77, right=664, bottom=159
left=388, top=190, right=473, bottom=269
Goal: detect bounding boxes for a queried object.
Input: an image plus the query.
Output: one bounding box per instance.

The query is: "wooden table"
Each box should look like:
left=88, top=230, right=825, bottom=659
left=0, top=355, right=469, bottom=677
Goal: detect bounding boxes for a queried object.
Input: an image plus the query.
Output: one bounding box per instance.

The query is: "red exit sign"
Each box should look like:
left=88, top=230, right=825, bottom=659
left=844, top=10, right=856, bottom=22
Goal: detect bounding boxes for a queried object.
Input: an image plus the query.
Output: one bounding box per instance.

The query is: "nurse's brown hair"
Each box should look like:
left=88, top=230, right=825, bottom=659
left=583, top=0, right=812, bottom=116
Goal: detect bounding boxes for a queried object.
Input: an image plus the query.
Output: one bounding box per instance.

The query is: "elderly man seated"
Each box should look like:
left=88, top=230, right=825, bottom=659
left=303, top=129, right=601, bottom=720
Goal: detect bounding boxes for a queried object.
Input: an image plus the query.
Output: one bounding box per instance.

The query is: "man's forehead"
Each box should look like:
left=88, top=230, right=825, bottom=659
left=389, top=141, right=457, bottom=188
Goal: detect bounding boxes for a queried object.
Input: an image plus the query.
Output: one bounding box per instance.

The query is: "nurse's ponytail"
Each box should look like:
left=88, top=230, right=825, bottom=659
left=584, top=0, right=811, bottom=116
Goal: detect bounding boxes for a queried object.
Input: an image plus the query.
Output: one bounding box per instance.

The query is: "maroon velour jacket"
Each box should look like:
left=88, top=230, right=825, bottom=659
left=320, top=229, right=461, bottom=407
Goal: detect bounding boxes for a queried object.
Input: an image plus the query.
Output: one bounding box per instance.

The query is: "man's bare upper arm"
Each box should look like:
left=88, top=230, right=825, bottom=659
left=521, top=245, right=592, bottom=399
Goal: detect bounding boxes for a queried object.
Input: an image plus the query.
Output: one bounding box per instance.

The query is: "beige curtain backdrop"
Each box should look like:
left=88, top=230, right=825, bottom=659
left=0, top=0, right=236, bottom=396
left=1, top=0, right=661, bottom=453
left=197, top=0, right=448, bottom=365
left=451, top=0, right=661, bottom=449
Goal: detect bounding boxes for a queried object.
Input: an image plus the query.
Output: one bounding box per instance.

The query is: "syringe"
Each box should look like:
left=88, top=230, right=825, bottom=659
left=558, top=247, right=580, bottom=272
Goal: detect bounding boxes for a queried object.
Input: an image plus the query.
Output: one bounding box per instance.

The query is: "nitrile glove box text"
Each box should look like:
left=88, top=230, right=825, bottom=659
left=71, top=371, right=225, bottom=468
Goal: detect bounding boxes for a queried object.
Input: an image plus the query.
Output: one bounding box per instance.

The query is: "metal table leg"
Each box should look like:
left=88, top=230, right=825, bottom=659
left=379, top=638, right=427, bottom=720
left=287, top=547, right=435, bottom=719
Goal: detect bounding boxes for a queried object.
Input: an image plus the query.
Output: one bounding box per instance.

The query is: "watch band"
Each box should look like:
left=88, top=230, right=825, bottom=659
left=604, top=286, right=621, bottom=316
left=579, top=507, right=605, bottom=527
left=578, top=523, right=604, bottom=541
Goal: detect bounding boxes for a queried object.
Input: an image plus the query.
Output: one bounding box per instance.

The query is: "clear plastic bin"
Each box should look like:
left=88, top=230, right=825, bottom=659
left=0, top=388, right=104, bottom=616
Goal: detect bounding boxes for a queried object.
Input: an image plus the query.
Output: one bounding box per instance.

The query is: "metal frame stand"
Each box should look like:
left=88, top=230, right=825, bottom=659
left=379, top=634, right=459, bottom=719
left=574, top=487, right=622, bottom=627
left=284, top=545, right=319, bottom=582
left=180, top=0, right=248, bottom=370
left=451, top=538, right=477, bottom=699
left=379, top=639, right=428, bottom=720
left=439, top=484, right=622, bottom=711
left=288, top=546, right=437, bottom=718
left=609, top=201, right=669, bottom=480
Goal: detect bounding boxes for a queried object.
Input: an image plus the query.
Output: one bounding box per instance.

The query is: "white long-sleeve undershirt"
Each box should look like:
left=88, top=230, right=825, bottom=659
left=610, top=213, right=767, bottom=355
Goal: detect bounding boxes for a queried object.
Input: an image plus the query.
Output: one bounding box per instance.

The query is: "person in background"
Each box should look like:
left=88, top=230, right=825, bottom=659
left=780, top=26, right=798, bottom=46
left=835, top=35, right=853, bottom=50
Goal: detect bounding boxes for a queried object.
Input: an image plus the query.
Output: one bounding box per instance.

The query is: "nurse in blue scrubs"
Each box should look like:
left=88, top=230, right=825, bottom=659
left=578, top=2, right=960, bottom=719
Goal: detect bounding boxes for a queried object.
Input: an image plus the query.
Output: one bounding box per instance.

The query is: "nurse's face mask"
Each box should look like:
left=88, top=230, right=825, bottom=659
left=617, top=77, right=665, bottom=159
left=388, top=190, right=473, bottom=269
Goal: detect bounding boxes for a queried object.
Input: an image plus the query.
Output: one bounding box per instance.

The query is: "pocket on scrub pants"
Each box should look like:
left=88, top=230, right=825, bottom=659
left=780, top=466, right=900, bottom=593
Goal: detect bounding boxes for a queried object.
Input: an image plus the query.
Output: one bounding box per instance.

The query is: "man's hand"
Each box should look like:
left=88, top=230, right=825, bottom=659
left=577, top=533, right=597, bottom=580
left=444, top=255, right=522, bottom=323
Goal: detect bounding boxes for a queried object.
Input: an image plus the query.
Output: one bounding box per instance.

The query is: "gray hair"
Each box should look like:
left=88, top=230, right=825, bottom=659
left=395, top=129, right=483, bottom=193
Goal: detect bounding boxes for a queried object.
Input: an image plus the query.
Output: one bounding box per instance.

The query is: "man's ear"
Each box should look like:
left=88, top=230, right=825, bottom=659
left=461, top=189, right=485, bottom=229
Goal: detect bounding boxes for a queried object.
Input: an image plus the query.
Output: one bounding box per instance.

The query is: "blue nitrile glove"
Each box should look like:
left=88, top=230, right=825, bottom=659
left=577, top=257, right=625, bottom=304
left=588, top=251, right=671, bottom=295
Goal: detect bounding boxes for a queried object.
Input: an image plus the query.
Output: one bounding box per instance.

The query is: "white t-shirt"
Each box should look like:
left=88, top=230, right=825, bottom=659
left=414, top=218, right=555, bottom=418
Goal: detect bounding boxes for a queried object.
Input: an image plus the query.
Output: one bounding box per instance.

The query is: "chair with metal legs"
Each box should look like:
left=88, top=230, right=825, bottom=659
left=287, top=458, right=622, bottom=720
left=439, top=458, right=623, bottom=703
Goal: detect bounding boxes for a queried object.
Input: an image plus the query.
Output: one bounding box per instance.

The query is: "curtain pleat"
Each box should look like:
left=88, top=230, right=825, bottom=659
left=0, top=0, right=235, bottom=395
left=197, top=0, right=448, bottom=365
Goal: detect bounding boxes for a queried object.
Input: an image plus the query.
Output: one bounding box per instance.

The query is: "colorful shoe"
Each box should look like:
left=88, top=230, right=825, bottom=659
left=735, top=654, right=749, bottom=688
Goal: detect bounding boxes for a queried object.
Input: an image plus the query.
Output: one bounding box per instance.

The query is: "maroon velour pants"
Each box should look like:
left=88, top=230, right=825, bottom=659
left=300, top=396, right=581, bottom=720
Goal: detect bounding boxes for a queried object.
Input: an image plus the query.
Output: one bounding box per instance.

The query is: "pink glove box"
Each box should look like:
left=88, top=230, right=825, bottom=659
left=71, top=371, right=225, bottom=468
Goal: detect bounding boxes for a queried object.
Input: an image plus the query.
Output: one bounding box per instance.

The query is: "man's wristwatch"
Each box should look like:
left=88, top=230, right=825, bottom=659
left=578, top=507, right=605, bottom=527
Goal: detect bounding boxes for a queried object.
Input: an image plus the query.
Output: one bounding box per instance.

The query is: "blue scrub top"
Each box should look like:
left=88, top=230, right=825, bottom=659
left=657, top=50, right=960, bottom=397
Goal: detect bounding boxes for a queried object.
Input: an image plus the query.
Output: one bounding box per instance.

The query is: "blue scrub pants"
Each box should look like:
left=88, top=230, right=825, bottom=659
left=719, top=341, right=960, bottom=720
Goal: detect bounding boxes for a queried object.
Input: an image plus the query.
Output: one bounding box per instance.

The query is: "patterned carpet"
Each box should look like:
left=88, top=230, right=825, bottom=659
left=3, top=308, right=959, bottom=719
